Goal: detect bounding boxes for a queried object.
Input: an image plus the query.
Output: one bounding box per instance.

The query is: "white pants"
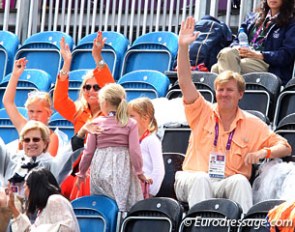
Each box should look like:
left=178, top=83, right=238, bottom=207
left=174, top=171, right=253, bottom=213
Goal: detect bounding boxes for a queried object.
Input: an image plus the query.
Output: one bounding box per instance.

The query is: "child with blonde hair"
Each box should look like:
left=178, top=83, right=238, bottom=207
left=128, top=97, right=165, bottom=196
left=76, top=83, right=148, bottom=211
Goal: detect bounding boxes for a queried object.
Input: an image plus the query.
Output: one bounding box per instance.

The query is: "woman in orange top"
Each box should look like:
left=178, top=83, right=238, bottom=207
left=53, top=31, right=115, bottom=199
left=3, top=58, right=59, bottom=157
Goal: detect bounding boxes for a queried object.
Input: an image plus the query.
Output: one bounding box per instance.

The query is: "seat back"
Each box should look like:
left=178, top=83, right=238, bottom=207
left=72, top=31, right=129, bottom=80
left=118, top=70, right=170, bottom=101
left=15, top=31, right=74, bottom=84
left=246, top=110, right=270, bottom=125
left=238, top=200, right=285, bottom=232
left=179, top=198, right=243, bottom=232
left=121, top=32, right=178, bottom=76
left=241, top=72, right=281, bottom=121
left=156, top=153, right=185, bottom=199
left=273, top=90, right=295, bottom=129
left=0, top=69, right=52, bottom=108
left=0, top=31, right=20, bottom=81
left=72, top=195, right=119, bottom=232
left=48, top=112, right=74, bottom=139
left=0, top=107, right=27, bottom=144
left=120, top=197, right=183, bottom=232
left=275, top=114, right=295, bottom=162
left=161, top=127, right=191, bottom=154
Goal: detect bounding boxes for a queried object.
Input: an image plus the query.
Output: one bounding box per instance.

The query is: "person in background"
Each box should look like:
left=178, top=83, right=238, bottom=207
left=7, top=167, right=80, bottom=232
left=75, top=83, right=150, bottom=211
left=211, top=0, right=295, bottom=85
left=3, top=58, right=59, bottom=156
left=175, top=16, right=291, bottom=213
left=53, top=31, right=115, bottom=199
left=128, top=97, right=165, bottom=197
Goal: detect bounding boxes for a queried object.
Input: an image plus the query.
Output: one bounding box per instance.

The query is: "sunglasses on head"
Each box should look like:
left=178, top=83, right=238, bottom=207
left=23, top=137, right=42, bottom=143
left=83, top=84, right=100, bottom=92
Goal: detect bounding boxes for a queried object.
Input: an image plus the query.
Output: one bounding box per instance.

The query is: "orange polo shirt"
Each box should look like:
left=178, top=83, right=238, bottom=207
left=183, top=95, right=290, bottom=179
left=53, top=65, right=115, bottom=133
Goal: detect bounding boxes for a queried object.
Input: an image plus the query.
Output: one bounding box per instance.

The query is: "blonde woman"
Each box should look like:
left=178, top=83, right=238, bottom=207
left=3, top=58, right=58, bottom=156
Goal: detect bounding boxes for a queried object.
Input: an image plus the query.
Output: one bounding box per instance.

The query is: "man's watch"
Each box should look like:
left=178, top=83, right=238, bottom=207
left=96, top=59, right=106, bottom=68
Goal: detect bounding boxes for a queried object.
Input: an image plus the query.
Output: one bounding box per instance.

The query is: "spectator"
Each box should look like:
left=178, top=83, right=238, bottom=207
left=0, top=120, right=75, bottom=191
left=53, top=31, right=115, bottom=199
left=7, top=167, right=80, bottom=232
left=128, top=97, right=165, bottom=197
left=175, top=16, right=291, bottom=213
left=211, top=0, right=295, bottom=85
left=3, top=58, right=59, bottom=156
left=75, top=83, right=150, bottom=211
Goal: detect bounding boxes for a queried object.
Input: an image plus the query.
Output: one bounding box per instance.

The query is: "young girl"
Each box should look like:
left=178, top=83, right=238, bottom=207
left=75, top=83, right=148, bottom=211
left=128, top=97, right=165, bottom=197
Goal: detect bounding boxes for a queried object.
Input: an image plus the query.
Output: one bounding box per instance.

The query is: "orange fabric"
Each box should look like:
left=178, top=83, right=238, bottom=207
left=53, top=65, right=115, bottom=133
left=183, top=95, right=291, bottom=179
left=268, top=201, right=295, bottom=232
left=54, top=65, right=114, bottom=199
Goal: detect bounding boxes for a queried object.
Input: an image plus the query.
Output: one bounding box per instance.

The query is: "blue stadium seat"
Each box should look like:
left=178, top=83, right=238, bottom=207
left=121, top=31, right=178, bottom=77
left=48, top=112, right=74, bottom=139
left=118, top=70, right=170, bottom=101
left=0, top=107, right=27, bottom=144
left=15, top=31, right=74, bottom=84
left=0, top=69, right=52, bottom=108
left=71, top=31, right=130, bottom=80
left=0, top=31, right=20, bottom=82
left=72, top=195, right=119, bottom=232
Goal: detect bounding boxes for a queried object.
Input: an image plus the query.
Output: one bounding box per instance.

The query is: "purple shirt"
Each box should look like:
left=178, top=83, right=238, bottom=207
left=77, top=116, right=143, bottom=177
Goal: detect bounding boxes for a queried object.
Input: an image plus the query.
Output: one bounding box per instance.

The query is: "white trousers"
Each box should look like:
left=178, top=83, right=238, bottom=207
left=174, top=171, right=253, bottom=213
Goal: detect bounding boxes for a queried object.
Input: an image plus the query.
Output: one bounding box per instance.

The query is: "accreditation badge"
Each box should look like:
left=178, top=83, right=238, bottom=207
left=208, top=152, right=226, bottom=179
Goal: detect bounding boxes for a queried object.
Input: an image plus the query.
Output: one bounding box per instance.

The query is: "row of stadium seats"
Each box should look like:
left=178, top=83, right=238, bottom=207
left=0, top=30, right=178, bottom=83
left=71, top=194, right=285, bottom=232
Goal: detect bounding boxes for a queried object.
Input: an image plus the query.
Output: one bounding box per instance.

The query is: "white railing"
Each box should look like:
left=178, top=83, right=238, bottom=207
left=0, top=0, right=259, bottom=44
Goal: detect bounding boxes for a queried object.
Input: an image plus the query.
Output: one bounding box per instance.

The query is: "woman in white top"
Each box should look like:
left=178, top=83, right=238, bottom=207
left=7, top=167, right=80, bottom=232
left=128, top=97, right=165, bottom=196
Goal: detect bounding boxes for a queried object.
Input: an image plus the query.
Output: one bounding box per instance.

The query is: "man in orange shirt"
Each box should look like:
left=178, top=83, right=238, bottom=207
left=175, top=16, right=292, bottom=213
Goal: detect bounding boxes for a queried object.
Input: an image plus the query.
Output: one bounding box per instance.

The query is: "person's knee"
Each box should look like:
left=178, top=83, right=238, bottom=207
left=229, top=174, right=251, bottom=190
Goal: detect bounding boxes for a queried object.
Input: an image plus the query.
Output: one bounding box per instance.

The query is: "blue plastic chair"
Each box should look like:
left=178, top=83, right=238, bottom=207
left=118, top=70, right=171, bottom=101
left=121, top=31, right=178, bottom=77
left=0, top=107, right=27, bottom=144
left=72, top=195, right=119, bottom=232
left=71, top=31, right=129, bottom=80
left=48, top=112, right=74, bottom=139
left=0, top=31, right=20, bottom=82
left=0, top=69, right=52, bottom=108
left=15, top=31, right=74, bottom=84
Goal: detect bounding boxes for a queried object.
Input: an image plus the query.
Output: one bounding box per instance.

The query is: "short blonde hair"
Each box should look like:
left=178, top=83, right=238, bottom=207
left=128, top=97, right=158, bottom=133
left=25, top=91, right=52, bottom=115
left=99, top=83, right=128, bottom=126
left=214, top=71, right=246, bottom=93
left=20, top=120, right=51, bottom=152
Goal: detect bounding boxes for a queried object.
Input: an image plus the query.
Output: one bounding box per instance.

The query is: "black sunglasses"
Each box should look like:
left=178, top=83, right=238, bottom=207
left=83, top=84, right=100, bottom=92
left=23, top=137, right=42, bottom=143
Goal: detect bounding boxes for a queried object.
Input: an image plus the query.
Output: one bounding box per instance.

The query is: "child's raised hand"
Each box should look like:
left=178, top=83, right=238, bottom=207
left=12, top=58, right=27, bottom=78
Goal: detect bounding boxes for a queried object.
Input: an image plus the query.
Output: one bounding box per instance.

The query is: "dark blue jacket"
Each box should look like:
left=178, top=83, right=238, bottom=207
left=234, top=13, right=295, bottom=85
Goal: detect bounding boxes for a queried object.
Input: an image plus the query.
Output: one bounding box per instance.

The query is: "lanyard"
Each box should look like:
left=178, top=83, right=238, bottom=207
left=139, top=130, right=150, bottom=143
left=213, top=120, right=235, bottom=151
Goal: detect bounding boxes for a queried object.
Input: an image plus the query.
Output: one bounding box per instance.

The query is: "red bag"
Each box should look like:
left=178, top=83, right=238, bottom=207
left=141, top=182, right=150, bottom=199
